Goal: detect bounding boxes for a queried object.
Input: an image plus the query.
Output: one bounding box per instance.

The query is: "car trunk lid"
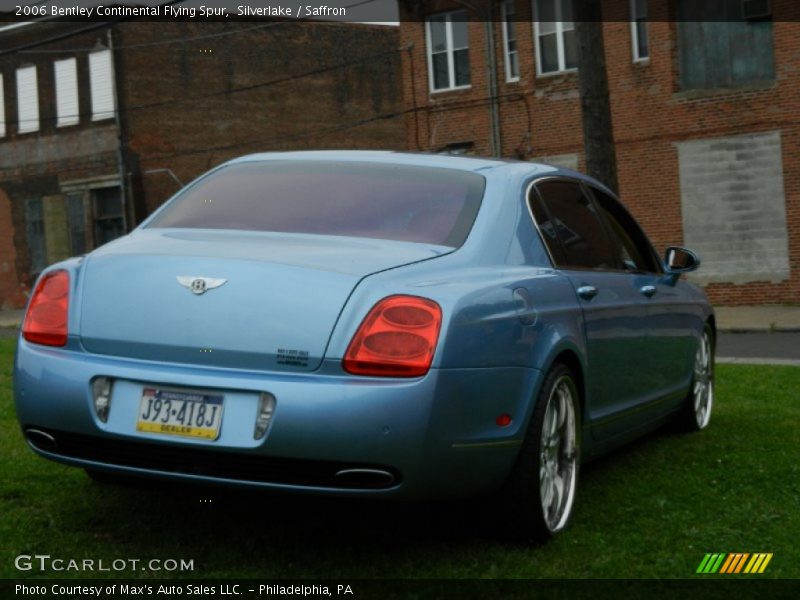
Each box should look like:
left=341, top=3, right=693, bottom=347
left=78, top=229, right=450, bottom=372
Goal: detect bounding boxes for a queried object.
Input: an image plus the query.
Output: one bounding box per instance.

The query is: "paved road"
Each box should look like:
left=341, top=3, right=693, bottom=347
left=717, top=331, right=800, bottom=363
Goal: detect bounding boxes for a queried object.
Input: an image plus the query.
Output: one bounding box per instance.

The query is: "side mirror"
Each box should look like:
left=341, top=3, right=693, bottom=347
left=663, top=246, right=700, bottom=284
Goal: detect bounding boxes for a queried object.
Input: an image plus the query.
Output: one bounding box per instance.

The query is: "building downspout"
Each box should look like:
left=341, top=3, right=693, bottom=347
left=484, top=1, right=502, bottom=157
left=107, top=28, right=129, bottom=232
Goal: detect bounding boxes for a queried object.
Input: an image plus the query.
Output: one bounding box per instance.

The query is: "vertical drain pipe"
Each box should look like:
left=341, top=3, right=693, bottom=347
left=108, top=28, right=129, bottom=232
left=484, top=1, right=502, bottom=157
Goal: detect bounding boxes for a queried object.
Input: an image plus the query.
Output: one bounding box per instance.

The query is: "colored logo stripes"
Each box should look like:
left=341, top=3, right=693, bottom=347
left=696, top=553, right=773, bottom=574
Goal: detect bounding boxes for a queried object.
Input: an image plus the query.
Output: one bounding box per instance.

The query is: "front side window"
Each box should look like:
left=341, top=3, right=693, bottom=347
left=630, top=0, right=649, bottom=61
left=533, top=0, right=577, bottom=75
left=426, top=11, right=470, bottom=91
left=502, top=1, right=520, bottom=81
left=149, top=161, right=486, bottom=249
left=677, top=0, right=774, bottom=89
left=589, top=188, right=661, bottom=273
left=530, top=180, right=617, bottom=270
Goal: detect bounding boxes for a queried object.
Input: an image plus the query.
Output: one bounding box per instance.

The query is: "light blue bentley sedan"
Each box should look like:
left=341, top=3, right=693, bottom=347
left=14, top=151, right=714, bottom=541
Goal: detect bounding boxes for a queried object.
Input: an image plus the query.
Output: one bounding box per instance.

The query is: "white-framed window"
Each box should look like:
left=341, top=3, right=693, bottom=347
left=54, top=57, right=79, bottom=127
left=88, top=48, right=115, bottom=121
left=16, top=65, right=39, bottom=134
left=630, top=0, right=649, bottom=62
left=502, top=1, right=520, bottom=82
left=426, top=10, right=470, bottom=92
left=533, top=0, right=577, bottom=75
left=0, top=75, right=5, bottom=137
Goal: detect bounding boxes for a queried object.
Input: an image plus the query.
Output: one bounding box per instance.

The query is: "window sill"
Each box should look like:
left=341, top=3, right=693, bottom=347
left=505, top=77, right=521, bottom=84
left=535, top=68, right=578, bottom=80
left=632, top=57, right=650, bottom=66
left=429, top=85, right=472, bottom=95
left=673, top=80, right=776, bottom=101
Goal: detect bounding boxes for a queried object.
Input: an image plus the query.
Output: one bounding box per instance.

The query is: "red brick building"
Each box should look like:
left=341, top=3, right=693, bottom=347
left=399, top=0, right=799, bottom=305
left=0, top=20, right=403, bottom=308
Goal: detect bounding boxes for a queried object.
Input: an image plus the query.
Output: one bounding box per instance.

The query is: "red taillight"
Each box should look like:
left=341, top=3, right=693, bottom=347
left=22, top=270, right=70, bottom=347
left=343, top=295, right=442, bottom=377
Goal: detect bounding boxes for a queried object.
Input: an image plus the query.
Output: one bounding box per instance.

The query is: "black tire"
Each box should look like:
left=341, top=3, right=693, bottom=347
left=498, top=363, right=581, bottom=542
left=675, top=323, right=715, bottom=433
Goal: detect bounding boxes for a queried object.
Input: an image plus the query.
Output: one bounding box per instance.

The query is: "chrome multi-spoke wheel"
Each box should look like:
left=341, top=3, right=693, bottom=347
left=499, top=363, right=580, bottom=542
left=692, top=330, right=714, bottom=429
left=539, top=375, right=578, bottom=532
left=676, top=323, right=715, bottom=433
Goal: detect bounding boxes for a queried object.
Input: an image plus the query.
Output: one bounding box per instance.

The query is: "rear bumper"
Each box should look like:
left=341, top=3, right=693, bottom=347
left=14, top=337, right=541, bottom=499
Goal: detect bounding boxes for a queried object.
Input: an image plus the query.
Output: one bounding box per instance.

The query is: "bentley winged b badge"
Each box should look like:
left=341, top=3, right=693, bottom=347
left=176, top=276, right=227, bottom=296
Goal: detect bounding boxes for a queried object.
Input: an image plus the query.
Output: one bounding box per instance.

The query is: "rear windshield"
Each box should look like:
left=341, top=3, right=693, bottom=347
left=147, top=161, right=486, bottom=248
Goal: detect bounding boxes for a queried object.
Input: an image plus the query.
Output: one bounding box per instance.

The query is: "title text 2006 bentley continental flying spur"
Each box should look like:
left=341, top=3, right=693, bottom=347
left=14, top=151, right=715, bottom=541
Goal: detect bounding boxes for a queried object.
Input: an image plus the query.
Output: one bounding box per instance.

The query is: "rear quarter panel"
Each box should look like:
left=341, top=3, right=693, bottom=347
left=324, top=169, right=589, bottom=452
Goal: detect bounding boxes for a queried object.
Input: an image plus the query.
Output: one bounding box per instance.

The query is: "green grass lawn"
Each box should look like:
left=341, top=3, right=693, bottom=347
left=1, top=337, right=798, bottom=580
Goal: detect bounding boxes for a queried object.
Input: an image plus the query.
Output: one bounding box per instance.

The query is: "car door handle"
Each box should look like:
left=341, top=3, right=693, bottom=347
left=640, top=285, right=657, bottom=298
left=577, top=285, right=598, bottom=300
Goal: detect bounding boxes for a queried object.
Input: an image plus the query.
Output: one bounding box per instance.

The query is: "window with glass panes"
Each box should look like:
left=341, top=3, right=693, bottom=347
left=426, top=11, right=470, bottom=91
left=533, top=0, right=577, bottom=75
left=630, top=0, right=649, bottom=61
left=502, top=1, right=520, bottom=81
left=92, top=187, right=125, bottom=246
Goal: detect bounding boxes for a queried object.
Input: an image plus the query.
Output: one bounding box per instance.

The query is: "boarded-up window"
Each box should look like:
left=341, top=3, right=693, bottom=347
left=25, top=198, right=46, bottom=275
left=42, top=195, right=71, bottom=265
left=678, top=1, right=774, bottom=89
left=16, top=65, right=39, bottom=134
left=54, top=58, right=79, bottom=127
left=0, top=74, right=5, bottom=137
left=677, top=131, right=789, bottom=284
left=89, top=49, right=115, bottom=121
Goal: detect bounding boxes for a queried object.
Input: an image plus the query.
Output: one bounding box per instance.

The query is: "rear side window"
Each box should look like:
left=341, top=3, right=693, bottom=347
left=530, top=180, right=618, bottom=270
left=148, top=161, right=486, bottom=248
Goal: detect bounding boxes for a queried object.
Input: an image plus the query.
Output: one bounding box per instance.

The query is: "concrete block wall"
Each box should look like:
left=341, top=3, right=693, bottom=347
left=678, top=131, right=790, bottom=285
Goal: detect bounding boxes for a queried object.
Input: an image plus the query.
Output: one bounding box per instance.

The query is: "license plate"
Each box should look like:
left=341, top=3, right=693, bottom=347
left=136, top=387, right=224, bottom=440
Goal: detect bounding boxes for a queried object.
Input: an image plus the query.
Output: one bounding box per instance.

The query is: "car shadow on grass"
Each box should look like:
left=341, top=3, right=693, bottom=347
left=66, top=473, right=511, bottom=577
left=67, top=422, right=690, bottom=563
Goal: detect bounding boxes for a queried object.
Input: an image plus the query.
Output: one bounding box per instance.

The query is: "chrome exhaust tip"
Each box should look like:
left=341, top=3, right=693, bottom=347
left=334, top=468, right=396, bottom=488
left=25, top=428, right=58, bottom=451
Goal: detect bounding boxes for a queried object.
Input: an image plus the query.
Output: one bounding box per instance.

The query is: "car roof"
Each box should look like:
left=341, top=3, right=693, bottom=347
left=231, top=150, right=544, bottom=173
